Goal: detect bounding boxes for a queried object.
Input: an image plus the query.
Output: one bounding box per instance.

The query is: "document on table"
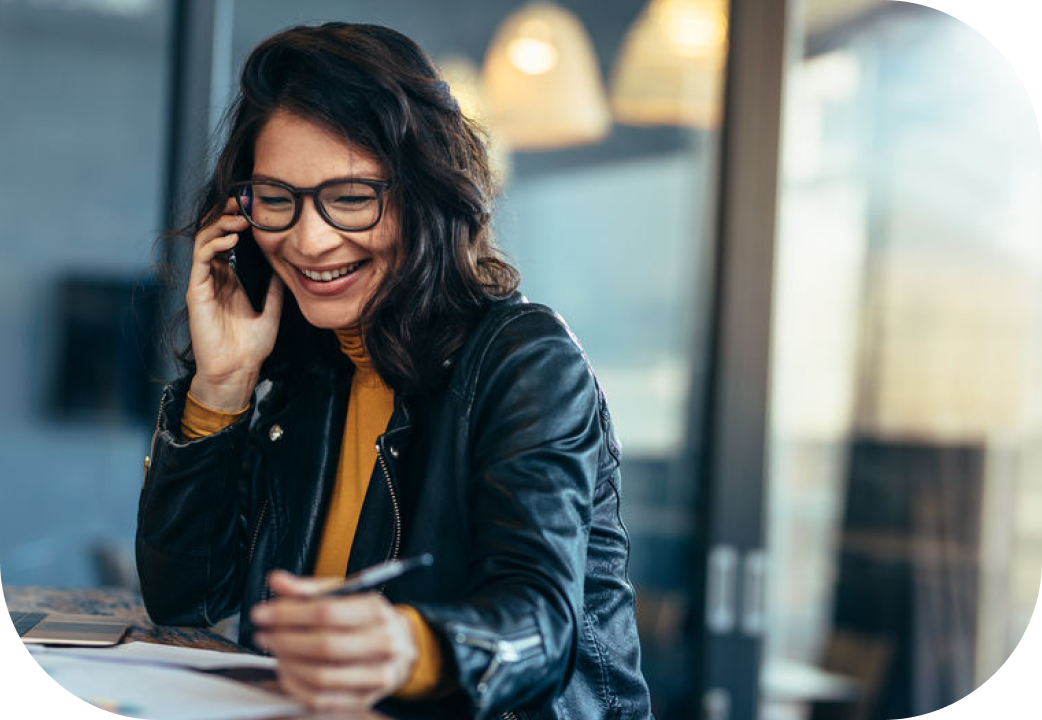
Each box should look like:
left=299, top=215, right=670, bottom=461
left=27, top=642, right=304, bottom=720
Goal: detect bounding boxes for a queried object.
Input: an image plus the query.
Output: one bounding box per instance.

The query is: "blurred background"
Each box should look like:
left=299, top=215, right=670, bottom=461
left=1, top=0, right=1041, bottom=718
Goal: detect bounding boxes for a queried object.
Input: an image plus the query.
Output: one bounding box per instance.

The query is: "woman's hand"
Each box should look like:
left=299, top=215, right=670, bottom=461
left=186, top=199, right=283, bottom=411
left=251, top=570, right=419, bottom=711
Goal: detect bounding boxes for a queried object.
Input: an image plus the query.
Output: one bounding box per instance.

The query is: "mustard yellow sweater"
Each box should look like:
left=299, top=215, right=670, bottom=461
left=181, top=328, right=441, bottom=698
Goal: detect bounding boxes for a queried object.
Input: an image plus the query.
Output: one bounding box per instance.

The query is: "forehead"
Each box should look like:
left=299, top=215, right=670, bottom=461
left=252, top=110, right=384, bottom=183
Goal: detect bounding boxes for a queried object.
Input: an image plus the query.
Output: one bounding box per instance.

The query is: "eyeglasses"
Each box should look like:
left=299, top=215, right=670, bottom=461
left=229, top=177, right=392, bottom=232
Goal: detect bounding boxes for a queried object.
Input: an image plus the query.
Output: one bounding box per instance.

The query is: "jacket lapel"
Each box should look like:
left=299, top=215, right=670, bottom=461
left=258, top=363, right=350, bottom=576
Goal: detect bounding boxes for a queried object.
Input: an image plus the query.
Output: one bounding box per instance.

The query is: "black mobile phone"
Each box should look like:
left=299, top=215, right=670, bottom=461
left=227, top=227, right=272, bottom=313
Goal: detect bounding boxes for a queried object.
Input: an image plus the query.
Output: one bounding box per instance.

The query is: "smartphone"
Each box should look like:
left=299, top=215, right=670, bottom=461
left=228, top=227, right=272, bottom=313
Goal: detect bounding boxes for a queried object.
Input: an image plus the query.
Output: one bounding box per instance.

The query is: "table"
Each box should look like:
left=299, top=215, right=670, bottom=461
left=6, top=585, right=242, bottom=652
left=5, top=585, right=395, bottom=720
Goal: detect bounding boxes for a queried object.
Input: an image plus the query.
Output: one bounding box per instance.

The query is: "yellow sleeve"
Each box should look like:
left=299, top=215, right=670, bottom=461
left=393, top=605, right=444, bottom=699
left=180, top=392, right=249, bottom=441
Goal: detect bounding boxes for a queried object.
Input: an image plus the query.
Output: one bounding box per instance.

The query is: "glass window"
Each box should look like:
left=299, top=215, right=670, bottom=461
left=0, top=0, right=171, bottom=586
left=764, top=4, right=1042, bottom=718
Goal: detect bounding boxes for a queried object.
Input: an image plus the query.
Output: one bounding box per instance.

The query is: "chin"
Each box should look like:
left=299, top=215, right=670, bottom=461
left=302, top=310, right=362, bottom=331
left=298, top=306, right=363, bottom=330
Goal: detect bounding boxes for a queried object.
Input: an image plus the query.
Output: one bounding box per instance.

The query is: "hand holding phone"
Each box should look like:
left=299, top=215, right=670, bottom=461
left=184, top=200, right=282, bottom=412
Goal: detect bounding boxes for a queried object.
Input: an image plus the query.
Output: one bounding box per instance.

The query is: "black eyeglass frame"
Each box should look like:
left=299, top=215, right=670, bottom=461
left=229, top=177, right=393, bottom=232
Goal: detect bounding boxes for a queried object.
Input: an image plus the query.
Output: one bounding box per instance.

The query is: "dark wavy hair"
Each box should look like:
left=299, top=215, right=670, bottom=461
left=176, top=22, right=518, bottom=395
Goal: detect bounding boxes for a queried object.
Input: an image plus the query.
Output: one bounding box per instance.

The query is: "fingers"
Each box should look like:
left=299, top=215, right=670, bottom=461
left=255, top=625, right=397, bottom=663
left=277, top=662, right=385, bottom=711
left=272, top=637, right=408, bottom=710
left=189, top=213, right=249, bottom=292
left=254, top=579, right=395, bottom=629
left=193, top=199, right=247, bottom=251
left=251, top=583, right=418, bottom=709
left=267, top=569, right=343, bottom=598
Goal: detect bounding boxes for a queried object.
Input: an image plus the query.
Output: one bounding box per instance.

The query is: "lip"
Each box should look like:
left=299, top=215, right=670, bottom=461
left=291, top=260, right=370, bottom=297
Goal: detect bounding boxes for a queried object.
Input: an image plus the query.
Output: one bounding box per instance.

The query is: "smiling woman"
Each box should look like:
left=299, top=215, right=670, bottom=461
left=135, top=21, right=652, bottom=720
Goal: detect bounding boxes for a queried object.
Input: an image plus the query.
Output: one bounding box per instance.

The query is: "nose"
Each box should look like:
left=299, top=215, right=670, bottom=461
left=292, top=197, right=342, bottom=256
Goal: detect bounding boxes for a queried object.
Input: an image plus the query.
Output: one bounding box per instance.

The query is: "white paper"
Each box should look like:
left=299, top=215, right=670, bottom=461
left=30, top=641, right=277, bottom=671
left=27, top=644, right=302, bottom=720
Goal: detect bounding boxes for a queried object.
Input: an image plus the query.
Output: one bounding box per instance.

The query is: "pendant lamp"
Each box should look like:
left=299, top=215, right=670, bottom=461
left=481, top=2, right=611, bottom=150
left=610, top=0, right=729, bottom=128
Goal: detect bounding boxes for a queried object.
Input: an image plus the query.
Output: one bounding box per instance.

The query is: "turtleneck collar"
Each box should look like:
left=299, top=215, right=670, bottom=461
left=334, top=327, right=382, bottom=386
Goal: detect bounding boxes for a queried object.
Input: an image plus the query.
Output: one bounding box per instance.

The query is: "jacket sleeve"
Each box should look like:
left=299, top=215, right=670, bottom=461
left=413, top=307, right=604, bottom=717
left=135, top=375, right=252, bottom=626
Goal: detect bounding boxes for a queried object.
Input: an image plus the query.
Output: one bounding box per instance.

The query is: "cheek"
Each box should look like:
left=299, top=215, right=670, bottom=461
left=251, top=233, right=296, bottom=282
left=250, top=231, right=280, bottom=260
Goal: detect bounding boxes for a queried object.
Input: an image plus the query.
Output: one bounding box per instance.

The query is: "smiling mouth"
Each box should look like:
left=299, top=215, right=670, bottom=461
left=298, top=260, right=369, bottom=282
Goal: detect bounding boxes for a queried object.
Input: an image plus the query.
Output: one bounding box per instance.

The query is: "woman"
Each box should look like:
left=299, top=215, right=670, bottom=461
left=136, top=22, right=651, bottom=719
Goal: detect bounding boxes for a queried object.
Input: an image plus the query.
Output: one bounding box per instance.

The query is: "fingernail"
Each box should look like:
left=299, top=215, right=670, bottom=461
left=252, top=606, right=270, bottom=623
left=253, top=632, right=268, bottom=648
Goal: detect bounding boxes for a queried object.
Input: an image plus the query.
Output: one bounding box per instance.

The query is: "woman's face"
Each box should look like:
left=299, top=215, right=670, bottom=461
left=250, top=110, right=398, bottom=330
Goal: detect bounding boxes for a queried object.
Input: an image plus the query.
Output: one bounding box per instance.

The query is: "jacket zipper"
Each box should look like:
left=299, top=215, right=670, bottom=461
left=245, top=498, right=274, bottom=609
left=144, top=389, right=169, bottom=480
left=375, top=441, right=402, bottom=562
left=449, top=624, right=542, bottom=708
left=246, top=499, right=268, bottom=566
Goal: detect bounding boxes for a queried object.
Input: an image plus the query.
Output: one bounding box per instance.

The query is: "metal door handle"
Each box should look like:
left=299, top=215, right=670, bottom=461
left=706, top=545, right=738, bottom=634
left=742, top=549, right=766, bottom=636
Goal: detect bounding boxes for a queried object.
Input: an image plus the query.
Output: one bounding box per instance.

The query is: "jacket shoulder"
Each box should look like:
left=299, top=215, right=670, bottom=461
left=452, top=295, right=594, bottom=404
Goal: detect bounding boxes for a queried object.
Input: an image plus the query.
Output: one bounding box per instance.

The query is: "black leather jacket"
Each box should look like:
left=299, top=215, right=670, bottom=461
left=136, top=296, right=652, bottom=719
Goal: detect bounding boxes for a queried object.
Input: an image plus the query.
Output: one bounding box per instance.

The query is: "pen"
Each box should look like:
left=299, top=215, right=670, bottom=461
left=317, top=553, right=434, bottom=597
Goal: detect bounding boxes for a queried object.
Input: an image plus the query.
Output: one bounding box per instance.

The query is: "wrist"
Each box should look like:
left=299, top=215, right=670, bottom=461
left=188, top=372, right=257, bottom=413
left=393, top=605, right=442, bottom=699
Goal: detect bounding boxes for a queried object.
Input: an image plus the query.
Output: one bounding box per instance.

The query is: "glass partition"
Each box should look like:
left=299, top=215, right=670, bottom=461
left=764, top=4, right=1042, bottom=718
left=0, top=0, right=171, bottom=587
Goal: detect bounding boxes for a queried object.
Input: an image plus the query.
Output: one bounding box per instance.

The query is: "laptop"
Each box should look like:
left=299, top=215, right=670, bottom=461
left=9, top=609, right=130, bottom=647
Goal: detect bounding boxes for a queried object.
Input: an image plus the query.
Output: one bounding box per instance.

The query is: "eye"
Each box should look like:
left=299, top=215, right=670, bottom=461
left=250, top=183, right=294, bottom=210
left=335, top=196, right=373, bottom=208
left=257, top=194, right=293, bottom=208
left=331, top=194, right=374, bottom=207
left=323, top=182, right=378, bottom=209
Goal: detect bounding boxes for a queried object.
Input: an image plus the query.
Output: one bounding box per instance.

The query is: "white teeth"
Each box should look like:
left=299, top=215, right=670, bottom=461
left=300, top=261, right=364, bottom=282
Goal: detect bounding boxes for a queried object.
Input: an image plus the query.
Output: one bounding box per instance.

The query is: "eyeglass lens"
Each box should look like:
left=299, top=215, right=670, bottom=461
left=237, top=181, right=382, bottom=231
